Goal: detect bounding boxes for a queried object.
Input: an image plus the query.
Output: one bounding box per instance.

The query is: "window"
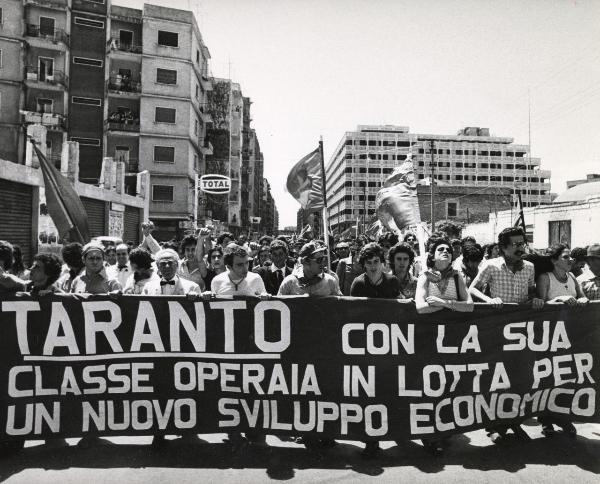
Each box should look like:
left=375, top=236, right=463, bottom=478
left=119, top=30, right=133, bottom=46
left=38, top=57, right=54, bottom=81
left=73, top=57, right=103, bottom=67
left=0, top=8, right=3, bottom=25
left=72, top=96, right=101, bottom=106
left=86, top=0, right=105, bottom=3
left=74, top=17, right=104, bottom=29
left=154, top=145, right=175, bottom=162
left=549, top=220, right=571, bottom=246
left=39, top=16, right=55, bottom=36
left=70, top=137, right=100, bottom=146
left=447, top=201, right=458, bottom=218
left=37, top=98, right=53, bottom=113
left=156, top=68, right=177, bottom=84
left=152, top=185, right=174, bottom=202
left=158, top=30, right=178, bottom=47
left=114, top=146, right=129, bottom=162
left=0, top=49, right=2, bottom=68
left=154, top=107, right=176, bottom=123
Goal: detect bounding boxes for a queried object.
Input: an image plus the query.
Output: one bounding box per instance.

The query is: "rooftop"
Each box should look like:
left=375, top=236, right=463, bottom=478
left=554, top=180, right=600, bottom=203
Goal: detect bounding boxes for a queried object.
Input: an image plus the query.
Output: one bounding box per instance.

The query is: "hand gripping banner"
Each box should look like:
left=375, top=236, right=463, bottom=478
left=0, top=295, right=598, bottom=442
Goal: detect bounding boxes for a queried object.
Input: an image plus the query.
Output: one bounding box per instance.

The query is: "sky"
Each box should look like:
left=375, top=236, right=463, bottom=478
left=116, top=0, right=600, bottom=228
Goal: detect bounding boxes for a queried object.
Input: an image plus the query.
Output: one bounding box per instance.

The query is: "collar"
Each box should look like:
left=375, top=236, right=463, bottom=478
left=85, top=268, right=108, bottom=280
left=501, top=256, right=524, bottom=273
left=270, top=264, right=285, bottom=273
left=160, top=274, right=179, bottom=283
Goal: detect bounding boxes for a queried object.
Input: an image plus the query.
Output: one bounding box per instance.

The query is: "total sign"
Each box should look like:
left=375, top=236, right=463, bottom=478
left=200, top=174, right=231, bottom=194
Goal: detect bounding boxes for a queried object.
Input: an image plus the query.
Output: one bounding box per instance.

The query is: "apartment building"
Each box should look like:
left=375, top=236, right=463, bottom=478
left=1, top=1, right=213, bottom=241
left=326, top=125, right=552, bottom=233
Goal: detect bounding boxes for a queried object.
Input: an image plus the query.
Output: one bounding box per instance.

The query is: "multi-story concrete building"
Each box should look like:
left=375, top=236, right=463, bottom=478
left=326, top=125, right=552, bottom=234
left=1, top=2, right=213, bottom=241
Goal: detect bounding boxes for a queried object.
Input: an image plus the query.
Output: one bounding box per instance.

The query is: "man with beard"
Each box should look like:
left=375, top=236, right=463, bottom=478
left=469, top=226, right=543, bottom=444
left=123, top=248, right=160, bottom=294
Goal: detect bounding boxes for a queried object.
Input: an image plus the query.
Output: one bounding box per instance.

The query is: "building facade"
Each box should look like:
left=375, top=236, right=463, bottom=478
left=1, top=1, right=213, bottom=241
left=326, top=125, right=552, bottom=234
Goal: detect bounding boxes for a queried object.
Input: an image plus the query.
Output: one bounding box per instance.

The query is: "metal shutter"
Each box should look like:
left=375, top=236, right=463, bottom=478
left=123, top=206, right=141, bottom=245
left=0, top=179, right=33, bottom=266
left=81, top=197, right=106, bottom=238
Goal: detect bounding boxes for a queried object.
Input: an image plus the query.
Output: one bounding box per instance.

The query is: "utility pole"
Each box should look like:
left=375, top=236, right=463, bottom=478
left=430, top=140, right=436, bottom=232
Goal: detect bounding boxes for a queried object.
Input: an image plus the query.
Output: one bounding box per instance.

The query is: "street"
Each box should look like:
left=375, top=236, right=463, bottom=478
left=1, top=422, right=599, bottom=483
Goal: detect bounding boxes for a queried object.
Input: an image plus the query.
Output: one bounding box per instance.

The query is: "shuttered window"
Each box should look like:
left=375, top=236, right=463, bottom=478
left=154, top=146, right=175, bottom=162
left=155, top=107, right=176, bottom=123
left=156, top=68, right=177, bottom=84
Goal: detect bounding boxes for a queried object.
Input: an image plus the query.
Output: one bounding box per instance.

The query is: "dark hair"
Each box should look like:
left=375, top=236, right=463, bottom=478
left=571, top=247, right=587, bottom=262
left=129, top=248, right=153, bottom=270
left=484, top=243, right=499, bottom=259
left=403, top=232, right=416, bottom=242
left=217, top=232, right=234, bottom=245
left=207, top=246, right=223, bottom=261
left=162, top=241, right=179, bottom=251
left=179, top=234, right=197, bottom=253
left=270, top=240, right=288, bottom=254
left=259, top=235, right=273, bottom=246
left=275, top=235, right=289, bottom=245
left=462, top=243, right=484, bottom=263
left=61, top=242, right=83, bottom=268
left=258, top=245, right=270, bottom=256
left=12, top=245, right=26, bottom=274
left=358, top=242, right=385, bottom=267
left=498, top=227, right=526, bottom=248
left=546, top=243, right=569, bottom=261
left=426, top=237, right=452, bottom=268
left=33, top=253, right=62, bottom=285
left=451, top=238, right=461, bottom=246
left=105, top=245, right=116, bottom=254
left=388, top=242, right=415, bottom=266
left=0, top=240, right=15, bottom=270
left=461, top=236, right=477, bottom=247
left=223, top=244, right=249, bottom=267
left=378, top=233, right=399, bottom=247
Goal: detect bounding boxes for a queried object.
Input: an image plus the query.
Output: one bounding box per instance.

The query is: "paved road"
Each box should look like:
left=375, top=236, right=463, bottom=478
left=1, top=422, right=599, bottom=483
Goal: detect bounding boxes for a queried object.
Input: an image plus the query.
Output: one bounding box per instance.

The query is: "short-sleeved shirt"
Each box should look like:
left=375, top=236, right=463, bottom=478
left=278, top=269, right=342, bottom=296
left=178, top=259, right=206, bottom=291
left=211, top=270, right=266, bottom=296
left=71, top=269, right=122, bottom=294
left=471, top=257, right=534, bottom=304
left=578, top=273, right=600, bottom=300
left=350, top=272, right=400, bottom=299
left=397, top=272, right=418, bottom=299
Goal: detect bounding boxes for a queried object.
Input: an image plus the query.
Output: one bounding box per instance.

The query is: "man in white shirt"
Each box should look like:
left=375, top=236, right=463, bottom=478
left=123, top=248, right=160, bottom=294
left=211, top=244, right=266, bottom=296
left=142, top=249, right=200, bottom=296
left=106, top=243, right=133, bottom=288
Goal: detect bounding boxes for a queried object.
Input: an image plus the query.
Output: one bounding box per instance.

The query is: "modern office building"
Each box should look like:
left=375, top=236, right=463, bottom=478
left=325, top=125, right=552, bottom=234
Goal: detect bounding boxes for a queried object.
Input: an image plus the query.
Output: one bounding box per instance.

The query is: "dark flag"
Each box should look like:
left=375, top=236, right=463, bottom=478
left=31, top=141, right=91, bottom=244
left=285, top=147, right=324, bottom=212
left=515, top=192, right=527, bottom=234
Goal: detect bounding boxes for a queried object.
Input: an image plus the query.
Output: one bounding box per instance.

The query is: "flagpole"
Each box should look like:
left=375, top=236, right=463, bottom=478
left=318, top=136, right=331, bottom=271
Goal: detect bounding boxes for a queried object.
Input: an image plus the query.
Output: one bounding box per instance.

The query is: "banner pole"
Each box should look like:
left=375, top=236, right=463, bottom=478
left=318, top=136, right=331, bottom=271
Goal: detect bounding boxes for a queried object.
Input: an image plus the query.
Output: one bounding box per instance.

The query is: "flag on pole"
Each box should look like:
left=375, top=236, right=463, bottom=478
left=31, top=140, right=91, bottom=244
left=375, top=153, right=421, bottom=233
left=285, top=147, right=324, bottom=212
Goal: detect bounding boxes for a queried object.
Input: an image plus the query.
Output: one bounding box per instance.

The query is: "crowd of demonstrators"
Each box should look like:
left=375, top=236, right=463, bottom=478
left=1, top=220, right=600, bottom=458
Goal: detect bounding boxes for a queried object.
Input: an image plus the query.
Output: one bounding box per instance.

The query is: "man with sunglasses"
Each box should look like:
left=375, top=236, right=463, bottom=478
left=468, top=226, right=543, bottom=445
left=278, top=241, right=341, bottom=297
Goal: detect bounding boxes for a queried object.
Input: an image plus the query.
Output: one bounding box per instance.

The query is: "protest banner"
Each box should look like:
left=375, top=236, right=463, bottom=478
left=0, top=296, right=598, bottom=442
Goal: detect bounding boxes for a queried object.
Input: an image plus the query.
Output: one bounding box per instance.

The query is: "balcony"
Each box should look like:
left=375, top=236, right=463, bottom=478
left=117, top=159, right=139, bottom=173
left=25, top=66, right=68, bottom=89
left=107, top=38, right=143, bottom=55
left=105, top=119, right=140, bottom=133
left=21, top=110, right=66, bottom=130
left=200, top=139, right=213, bottom=156
left=26, top=24, right=69, bottom=47
left=107, top=76, right=142, bottom=95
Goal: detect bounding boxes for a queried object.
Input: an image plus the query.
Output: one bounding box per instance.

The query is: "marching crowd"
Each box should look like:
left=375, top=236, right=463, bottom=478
left=0, top=221, right=599, bottom=458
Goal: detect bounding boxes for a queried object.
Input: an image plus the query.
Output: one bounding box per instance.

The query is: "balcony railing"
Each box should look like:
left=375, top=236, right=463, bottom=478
left=107, top=76, right=142, bottom=94
left=107, top=38, right=143, bottom=54
left=105, top=119, right=140, bottom=132
left=21, top=110, right=66, bottom=129
left=25, top=66, right=68, bottom=88
left=26, top=24, right=69, bottom=45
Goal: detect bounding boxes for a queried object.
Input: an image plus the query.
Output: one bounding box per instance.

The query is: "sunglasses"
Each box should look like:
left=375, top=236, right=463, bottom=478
left=312, top=257, right=325, bottom=263
left=436, top=246, right=451, bottom=253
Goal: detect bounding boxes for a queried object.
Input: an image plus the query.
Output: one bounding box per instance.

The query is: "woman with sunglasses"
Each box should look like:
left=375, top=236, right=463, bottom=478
left=414, top=238, right=473, bottom=455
